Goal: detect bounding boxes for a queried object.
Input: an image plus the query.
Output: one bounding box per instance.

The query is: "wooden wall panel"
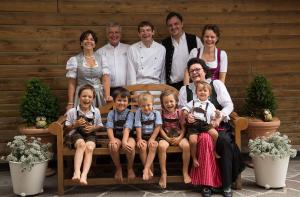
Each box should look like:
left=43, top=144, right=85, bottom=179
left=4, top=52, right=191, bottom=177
left=0, top=0, right=299, bottom=153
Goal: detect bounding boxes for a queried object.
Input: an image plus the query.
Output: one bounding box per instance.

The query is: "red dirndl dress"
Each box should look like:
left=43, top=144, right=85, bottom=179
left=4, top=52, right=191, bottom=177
left=190, top=133, right=222, bottom=187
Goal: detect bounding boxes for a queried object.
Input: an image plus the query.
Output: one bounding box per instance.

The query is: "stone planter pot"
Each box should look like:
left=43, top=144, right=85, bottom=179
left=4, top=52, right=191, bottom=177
left=252, top=155, right=289, bottom=189
left=247, top=117, right=280, bottom=140
left=9, top=160, right=48, bottom=196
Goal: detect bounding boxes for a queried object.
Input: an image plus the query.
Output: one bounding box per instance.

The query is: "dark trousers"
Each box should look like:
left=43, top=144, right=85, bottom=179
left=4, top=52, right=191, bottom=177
left=216, top=130, right=245, bottom=189
left=168, top=81, right=183, bottom=90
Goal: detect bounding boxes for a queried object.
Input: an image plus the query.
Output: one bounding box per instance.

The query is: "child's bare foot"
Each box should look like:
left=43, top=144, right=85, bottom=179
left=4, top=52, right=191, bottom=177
left=150, top=165, right=154, bottom=177
left=183, top=173, right=191, bottom=184
left=193, top=158, right=199, bottom=167
left=149, top=169, right=154, bottom=177
left=72, top=172, right=80, bottom=183
left=127, top=168, right=136, bottom=181
left=79, top=174, right=88, bottom=185
left=159, top=173, right=167, bottom=189
left=143, top=168, right=151, bottom=181
left=114, top=168, right=123, bottom=183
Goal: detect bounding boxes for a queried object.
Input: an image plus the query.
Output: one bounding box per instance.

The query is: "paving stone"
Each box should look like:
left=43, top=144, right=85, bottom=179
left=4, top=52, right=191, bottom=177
left=1, top=160, right=300, bottom=197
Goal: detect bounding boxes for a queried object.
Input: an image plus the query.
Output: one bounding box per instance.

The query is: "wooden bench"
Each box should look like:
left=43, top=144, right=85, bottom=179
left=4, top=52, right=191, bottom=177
left=48, top=84, right=248, bottom=195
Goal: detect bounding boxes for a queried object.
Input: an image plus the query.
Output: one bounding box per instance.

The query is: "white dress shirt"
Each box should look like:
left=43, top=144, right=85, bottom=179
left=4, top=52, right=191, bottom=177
left=170, top=32, right=203, bottom=83
left=96, top=42, right=129, bottom=87
left=178, top=79, right=233, bottom=121
left=189, top=47, right=228, bottom=72
left=127, top=41, right=166, bottom=85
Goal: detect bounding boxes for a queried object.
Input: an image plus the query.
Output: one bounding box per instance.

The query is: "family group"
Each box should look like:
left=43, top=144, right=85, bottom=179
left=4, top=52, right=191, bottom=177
left=64, top=11, right=244, bottom=197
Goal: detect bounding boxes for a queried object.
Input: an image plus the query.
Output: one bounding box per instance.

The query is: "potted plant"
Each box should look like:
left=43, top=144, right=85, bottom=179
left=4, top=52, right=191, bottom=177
left=19, top=78, right=59, bottom=134
left=248, top=132, right=297, bottom=189
left=244, top=75, right=280, bottom=139
left=1, top=135, right=53, bottom=196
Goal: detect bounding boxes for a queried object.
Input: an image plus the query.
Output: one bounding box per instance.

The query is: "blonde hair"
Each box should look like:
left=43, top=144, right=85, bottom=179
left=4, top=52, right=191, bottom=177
left=196, top=81, right=212, bottom=95
left=138, top=92, right=153, bottom=104
left=160, top=89, right=178, bottom=110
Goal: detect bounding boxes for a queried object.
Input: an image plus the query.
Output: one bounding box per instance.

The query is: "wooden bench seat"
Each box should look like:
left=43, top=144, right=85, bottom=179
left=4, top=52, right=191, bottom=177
left=48, top=84, right=248, bottom=195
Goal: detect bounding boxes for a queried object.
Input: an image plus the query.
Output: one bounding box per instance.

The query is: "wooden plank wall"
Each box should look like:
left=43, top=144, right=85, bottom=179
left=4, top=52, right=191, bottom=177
left=0, top=0, right=300, bottom=152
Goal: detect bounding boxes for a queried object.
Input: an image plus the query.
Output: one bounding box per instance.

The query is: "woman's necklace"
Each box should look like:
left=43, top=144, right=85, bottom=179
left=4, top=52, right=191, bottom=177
left=84, top=55, right=94, bottom=59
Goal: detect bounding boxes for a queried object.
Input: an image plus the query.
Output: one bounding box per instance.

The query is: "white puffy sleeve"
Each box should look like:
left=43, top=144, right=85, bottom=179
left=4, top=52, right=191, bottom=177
left=188, top=48, right=199, bottom=60
left=212, top=80, right=233, bottom=121
left=66, top=56, right=77, bottom=79
left=220, top=50, right=228, bottom=73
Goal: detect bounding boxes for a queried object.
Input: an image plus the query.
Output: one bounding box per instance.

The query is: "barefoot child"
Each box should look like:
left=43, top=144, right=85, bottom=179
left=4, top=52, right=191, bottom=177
left=106, top=87, right=136, bottom=183
left=182, top=81, right=222, bottom=167
left=65, top=84, right=103, bottom=185
left=158, top=89, right=191, bottom=189
left=135, top=92, right=162, bottom=181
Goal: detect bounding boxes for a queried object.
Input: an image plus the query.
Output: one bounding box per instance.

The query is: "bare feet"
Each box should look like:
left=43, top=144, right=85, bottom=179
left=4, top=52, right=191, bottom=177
left=72, top=172, right=80, bottom=183
left=114, top=168, right=123, bottom=183
left=150, top=165, right=154, bottom=177
left=127, top=168, right=136, bottom=181
left=79, top=174, right=88, bottom=185
left=183, top=173, right=191, bottom=184
left=159, top=173, right=167, bottom=189
left=193, top=158, right=199, bottom=167
left=143, top=168, right=152, bottom=181
left=149, top=169, right=154, bottom=177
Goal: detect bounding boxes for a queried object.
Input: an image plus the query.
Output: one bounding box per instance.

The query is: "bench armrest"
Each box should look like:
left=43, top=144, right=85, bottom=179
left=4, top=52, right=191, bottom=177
left=230, top=112, right=248, bottom=149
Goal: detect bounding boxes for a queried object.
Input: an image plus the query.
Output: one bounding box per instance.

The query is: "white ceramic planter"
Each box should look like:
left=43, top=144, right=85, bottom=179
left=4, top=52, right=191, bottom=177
left=9, top=160, right=48, bottom=196
left=252, top=155, right=289, bottom=189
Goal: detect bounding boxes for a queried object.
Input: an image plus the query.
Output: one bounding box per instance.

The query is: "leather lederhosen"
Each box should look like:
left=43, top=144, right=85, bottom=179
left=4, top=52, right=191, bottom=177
left=141, top=112, right=156, bottom=140
left=113, top=110, right=130, bottom=139
left=162, top=110, right=181, bottom=138
left=186, top=101, right=212, bottom=134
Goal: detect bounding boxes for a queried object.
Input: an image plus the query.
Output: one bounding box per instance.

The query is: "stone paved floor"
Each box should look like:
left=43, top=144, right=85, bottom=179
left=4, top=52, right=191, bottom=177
left=0, top=159, right=300, bottom=197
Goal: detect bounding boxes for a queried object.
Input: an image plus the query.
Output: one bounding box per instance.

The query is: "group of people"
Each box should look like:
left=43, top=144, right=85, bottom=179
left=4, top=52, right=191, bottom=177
left=64, top=11, right=244, bottom=197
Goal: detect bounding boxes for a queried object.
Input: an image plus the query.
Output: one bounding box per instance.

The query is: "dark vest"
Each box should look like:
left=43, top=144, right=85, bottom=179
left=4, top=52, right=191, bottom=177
left=162, top=33, right=197, bottom=84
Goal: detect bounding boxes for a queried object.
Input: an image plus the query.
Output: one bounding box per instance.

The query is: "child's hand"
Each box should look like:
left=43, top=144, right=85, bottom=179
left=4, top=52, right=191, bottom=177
left=148, top=138, right=157, bottom=147
left=73, top=117, right=86, bottom=128
left=109, top=138, right=119, bottom=152
left=187, top=113, right=196, bottom=123
left=137, top=139, right=146, bottom=149
left=82, top=124, right=95, bottom=133
left=170, top=137, right=181, bottom=146
left=122, top=141, right=134, bottom=153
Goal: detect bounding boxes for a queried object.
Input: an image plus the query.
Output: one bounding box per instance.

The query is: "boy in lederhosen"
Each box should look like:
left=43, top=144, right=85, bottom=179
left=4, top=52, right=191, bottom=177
left=106, top=87, right=136, bottom=183
left=183, top=81, right=222, bottom=167
left=135, top=92, right=162, bottom=181
left=65, top=84, right=103, bottom=185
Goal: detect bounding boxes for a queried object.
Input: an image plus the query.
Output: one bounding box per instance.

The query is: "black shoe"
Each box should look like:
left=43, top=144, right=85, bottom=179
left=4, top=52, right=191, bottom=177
left=201, top=187, right=212, bottom=197
left=223, top=189, right=233, bottom=197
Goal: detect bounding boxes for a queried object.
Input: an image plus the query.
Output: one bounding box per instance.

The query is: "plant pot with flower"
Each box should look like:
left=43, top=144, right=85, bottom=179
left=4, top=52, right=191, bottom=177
left=1, top=135, right=53, bottom=196
left=19, top=78, right=59, bottom=134
left=244, top=75, right=280, bottom=139
left=248, top=132, right=297, bottom=189
left=18, top=78, right=59, bottom=176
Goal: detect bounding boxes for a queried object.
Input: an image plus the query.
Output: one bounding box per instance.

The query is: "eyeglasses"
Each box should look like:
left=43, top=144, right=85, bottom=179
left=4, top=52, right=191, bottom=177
left=189, top=68, right=202, bottom=74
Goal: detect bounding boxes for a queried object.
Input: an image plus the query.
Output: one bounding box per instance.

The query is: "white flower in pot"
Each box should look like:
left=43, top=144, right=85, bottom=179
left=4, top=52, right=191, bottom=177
left=1, top=135, right=53, bottom=196
left=248, top=132, right=297, bottom=189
